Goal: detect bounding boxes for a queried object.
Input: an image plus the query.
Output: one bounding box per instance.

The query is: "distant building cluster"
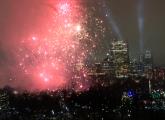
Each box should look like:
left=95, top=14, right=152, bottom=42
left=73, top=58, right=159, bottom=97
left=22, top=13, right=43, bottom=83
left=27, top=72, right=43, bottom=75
left=86, top=39, right=165, bottom=85
left=56, top=39, right=165, bottom=91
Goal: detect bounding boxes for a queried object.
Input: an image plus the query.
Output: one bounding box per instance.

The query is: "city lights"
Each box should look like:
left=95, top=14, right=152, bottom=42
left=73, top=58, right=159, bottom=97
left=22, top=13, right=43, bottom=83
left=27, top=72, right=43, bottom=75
left=0, top=0, right=165, bottom=119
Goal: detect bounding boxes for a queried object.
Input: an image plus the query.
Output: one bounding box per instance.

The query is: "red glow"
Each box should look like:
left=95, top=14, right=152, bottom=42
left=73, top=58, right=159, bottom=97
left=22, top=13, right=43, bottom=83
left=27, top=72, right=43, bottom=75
left=0, top=0, right=105, bottom=90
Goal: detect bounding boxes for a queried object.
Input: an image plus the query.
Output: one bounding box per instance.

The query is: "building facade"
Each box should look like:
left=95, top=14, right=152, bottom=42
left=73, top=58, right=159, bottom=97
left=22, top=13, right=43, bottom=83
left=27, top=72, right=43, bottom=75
left=110, top=39, right=129, bottom=64
left=132, top=58, right=139, bottom=72
left=144, top=51, right=153, bottom=72
left=139, top=54, right=144, bottom=75
left=102, top=55, right=117, bottom=79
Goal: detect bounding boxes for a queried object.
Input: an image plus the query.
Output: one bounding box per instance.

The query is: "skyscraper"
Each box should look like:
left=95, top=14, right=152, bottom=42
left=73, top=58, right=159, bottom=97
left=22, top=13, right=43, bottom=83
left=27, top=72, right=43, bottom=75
left=132, top=58, right=139, bottom=72
left=139, top=54, right=144, bottom=75
left=144, top=51, right=153, bottom=71
left=110, top=39, right=129, bottom=64
left=102, top=55, right=117, bottom=79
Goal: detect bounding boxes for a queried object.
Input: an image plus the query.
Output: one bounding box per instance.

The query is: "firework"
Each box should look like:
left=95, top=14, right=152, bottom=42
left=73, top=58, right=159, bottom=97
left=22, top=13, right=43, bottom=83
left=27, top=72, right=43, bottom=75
left=2, top=0, right=106, bottom=89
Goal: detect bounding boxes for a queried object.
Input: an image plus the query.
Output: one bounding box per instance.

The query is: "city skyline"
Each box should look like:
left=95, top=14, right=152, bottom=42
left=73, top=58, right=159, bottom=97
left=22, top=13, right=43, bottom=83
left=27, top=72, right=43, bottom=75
left=0, top=1, right=165, bottom=119
left=0, top=0, right=165, bottom=89
left=94, top=0, right=165, bottom=67
left=0, top=1, right=165, bottom=67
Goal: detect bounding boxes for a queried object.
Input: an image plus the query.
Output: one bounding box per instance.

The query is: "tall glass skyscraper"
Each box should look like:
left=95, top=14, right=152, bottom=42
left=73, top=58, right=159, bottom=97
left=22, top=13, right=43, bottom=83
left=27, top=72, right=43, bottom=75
left=144, top=51, right=153, bottom=72
left=110, top=39, right=129, bottom=64
left=139, top=54, right=144, bottom=75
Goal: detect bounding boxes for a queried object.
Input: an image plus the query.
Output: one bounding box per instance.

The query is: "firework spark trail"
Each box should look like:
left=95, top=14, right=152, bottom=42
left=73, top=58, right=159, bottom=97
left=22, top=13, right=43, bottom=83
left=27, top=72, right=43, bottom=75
left=0, top=0, right=106, bottom=89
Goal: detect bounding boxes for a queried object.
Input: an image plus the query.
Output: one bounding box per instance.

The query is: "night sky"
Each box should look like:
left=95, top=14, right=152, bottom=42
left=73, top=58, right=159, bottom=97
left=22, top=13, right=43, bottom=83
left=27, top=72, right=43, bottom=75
left=97, top=0, right=165, bottom=67
left=0, top=0, right=165, bottom=69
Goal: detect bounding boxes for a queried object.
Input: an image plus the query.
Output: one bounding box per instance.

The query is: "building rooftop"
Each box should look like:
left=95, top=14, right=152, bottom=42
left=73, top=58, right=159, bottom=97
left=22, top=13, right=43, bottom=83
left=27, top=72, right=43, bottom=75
left=103, top=56, right=110, bottom=62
